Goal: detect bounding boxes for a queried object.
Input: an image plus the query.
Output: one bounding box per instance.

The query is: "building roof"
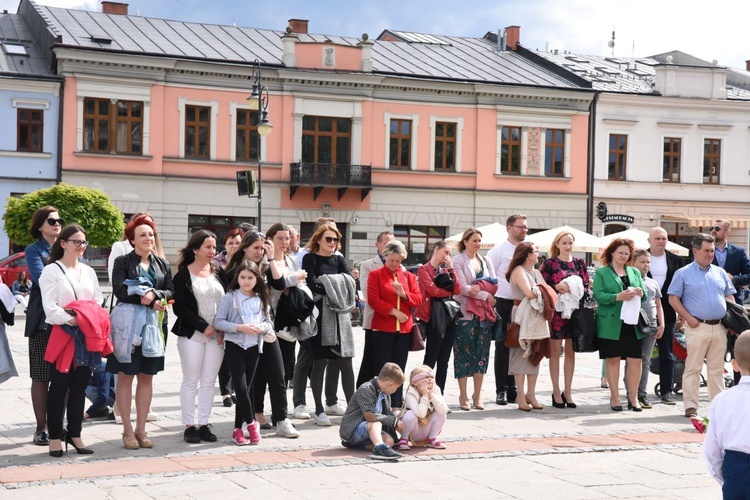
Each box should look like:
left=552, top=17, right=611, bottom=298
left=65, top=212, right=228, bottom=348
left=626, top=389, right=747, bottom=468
left=0, top=12, right=55, bottom=76
left=33, top=3, right=578, bottom=89
left=527, top=47, right=750, bottom=100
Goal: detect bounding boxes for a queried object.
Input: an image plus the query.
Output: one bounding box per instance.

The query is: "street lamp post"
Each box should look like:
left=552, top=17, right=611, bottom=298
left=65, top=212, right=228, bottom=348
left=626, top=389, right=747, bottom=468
left=248, top=59, right=273, bottom=230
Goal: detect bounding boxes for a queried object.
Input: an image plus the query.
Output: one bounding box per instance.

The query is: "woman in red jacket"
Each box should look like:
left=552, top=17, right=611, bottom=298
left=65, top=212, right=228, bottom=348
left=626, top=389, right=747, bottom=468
left=415, top=241, right=461, bottom=393
left=367, top=240, right=422, bottom=408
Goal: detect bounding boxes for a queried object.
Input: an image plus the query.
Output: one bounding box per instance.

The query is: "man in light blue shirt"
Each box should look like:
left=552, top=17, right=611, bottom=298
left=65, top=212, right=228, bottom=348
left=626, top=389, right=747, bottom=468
left=668, top=233, right=736, bottom=418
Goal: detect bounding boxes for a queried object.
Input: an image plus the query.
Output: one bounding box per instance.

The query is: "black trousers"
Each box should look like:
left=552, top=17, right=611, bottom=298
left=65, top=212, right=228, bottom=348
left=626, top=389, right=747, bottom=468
left=371, top=331, right=411, bottom=407
left=251, top=340, right=288, bottom=424
left=278, top=338, right=296, bottom=385
left=224, top=342, right=260, bottom=429
left=423, top=322, right=456, bottom=393
left=218, top=355, right=232, bottom=396
left=310, top=357, right=353, bottom=414
left=656, top=321, right=675, bottom=396
left=292, top=347, right=341, bottom=408
left=494, top=298, right=517, bottom=395
left=355, top=329, right=375, bottom=388
left=47, top=362, right=91, bottom=440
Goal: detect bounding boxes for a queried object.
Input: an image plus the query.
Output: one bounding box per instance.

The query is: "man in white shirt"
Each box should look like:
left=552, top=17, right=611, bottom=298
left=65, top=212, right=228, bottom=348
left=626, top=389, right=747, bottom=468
left=486, top=213, right=527, bottom=405
left=703, top=330, right=750, bottom=496
left=647, top=227, right=683, bottom=405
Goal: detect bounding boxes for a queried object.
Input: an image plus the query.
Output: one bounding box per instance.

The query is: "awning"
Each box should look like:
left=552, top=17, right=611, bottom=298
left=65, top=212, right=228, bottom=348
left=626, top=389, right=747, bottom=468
left=660, top=214, right=750, bottom=230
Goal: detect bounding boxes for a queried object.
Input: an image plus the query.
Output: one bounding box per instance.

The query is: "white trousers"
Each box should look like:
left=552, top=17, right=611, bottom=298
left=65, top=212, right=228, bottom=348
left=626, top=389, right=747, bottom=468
left=177, top=335, right=224, bottom=425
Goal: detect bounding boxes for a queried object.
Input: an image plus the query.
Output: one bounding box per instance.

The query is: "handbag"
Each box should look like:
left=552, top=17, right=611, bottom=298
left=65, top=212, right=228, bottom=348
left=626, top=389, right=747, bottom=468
left=504, top=322, right=520, bottom=348
left=570, top=294, right=598, bottom=352
left=433, top=272, right=455, bottom=292
left=722, top=299, right=750, bottom=335
left=410, top=321, right=426, bottom=351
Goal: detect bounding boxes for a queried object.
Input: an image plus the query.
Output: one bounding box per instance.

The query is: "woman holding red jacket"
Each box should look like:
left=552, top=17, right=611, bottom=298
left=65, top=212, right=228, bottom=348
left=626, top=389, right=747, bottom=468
left=367, top=240, right=422, bottom=408
left=39, top=224, right=106, bottom=457
left=415, top=241, right=461, bottom=393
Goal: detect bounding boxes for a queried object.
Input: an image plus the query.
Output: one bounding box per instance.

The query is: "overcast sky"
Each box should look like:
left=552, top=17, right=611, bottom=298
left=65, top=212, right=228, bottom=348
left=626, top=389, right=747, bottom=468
left=3, top=0, right=749, bottom=70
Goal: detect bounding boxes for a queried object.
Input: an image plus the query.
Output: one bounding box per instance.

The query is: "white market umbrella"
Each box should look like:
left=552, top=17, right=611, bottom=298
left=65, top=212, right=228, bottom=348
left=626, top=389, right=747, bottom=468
left=525, top=225, right=601, bottom=253
left=598, top=228, right=689, bottom=257
left=446, top=222, right=508, bottom=250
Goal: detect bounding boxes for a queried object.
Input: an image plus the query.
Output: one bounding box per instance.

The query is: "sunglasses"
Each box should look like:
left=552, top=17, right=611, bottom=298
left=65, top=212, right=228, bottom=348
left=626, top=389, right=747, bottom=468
left=65, top=239, right=88, bottom=248
left=324, top=236, right=340, bottom=244
left=711, top=226, right=725, bottom=232
left=46, top=218, right=64, bottom=226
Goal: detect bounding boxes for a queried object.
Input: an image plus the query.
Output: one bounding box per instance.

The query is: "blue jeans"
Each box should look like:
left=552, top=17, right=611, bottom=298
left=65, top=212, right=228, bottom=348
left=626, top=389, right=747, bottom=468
left=348, top=420, right=387, bottom=445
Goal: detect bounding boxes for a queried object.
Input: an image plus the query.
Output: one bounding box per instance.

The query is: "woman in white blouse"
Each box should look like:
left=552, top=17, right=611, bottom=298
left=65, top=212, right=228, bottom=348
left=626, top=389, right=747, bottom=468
left=171, top=230, right=226, bottom=444
left=39, top=224, right=103, bottom=457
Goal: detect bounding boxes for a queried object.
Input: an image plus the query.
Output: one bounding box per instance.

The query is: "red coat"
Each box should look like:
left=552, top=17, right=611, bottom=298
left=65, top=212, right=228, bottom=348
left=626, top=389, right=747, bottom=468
left=367, top=265, right=422, bottom=334
left=415, top=264, right=461, bottom=322
left=45, top=300, right=113, bottom=373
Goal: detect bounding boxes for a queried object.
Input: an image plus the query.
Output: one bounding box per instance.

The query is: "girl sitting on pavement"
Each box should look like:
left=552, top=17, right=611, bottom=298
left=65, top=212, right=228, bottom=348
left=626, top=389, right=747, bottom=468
left=396, top=365, right=448, bottom=450
left=214, top=261, right=273, bottom=446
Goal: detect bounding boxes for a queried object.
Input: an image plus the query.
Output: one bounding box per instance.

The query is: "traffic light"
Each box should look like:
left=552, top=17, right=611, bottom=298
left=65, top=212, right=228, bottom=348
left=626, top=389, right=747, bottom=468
left=236, top=170, right=257, bottom=197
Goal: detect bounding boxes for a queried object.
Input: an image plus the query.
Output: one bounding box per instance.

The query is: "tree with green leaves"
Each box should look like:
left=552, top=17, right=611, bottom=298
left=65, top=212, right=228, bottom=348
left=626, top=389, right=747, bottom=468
left=3, top=183, right=124, bottom=247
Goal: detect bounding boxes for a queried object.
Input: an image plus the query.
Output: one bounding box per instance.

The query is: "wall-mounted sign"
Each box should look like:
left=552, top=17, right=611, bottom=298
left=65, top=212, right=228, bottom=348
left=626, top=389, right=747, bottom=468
left=602, top=214, right=635, bottom=224
left=596, top=202, right=608, bottom=220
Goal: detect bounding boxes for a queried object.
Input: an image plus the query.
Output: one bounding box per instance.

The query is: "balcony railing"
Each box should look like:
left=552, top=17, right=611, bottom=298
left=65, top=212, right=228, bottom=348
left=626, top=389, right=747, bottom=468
left=290, top=162, right=372, bottom=201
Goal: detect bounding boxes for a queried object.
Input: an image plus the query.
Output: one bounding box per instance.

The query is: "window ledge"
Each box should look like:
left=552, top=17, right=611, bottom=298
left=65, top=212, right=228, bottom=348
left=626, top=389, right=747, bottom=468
left=162, top=157, right=282, bottom=167
left=372, top=167, right=475, bottom=176
left=74, top=151, right=152, bottom=160
left=494, top=173, right=571, bottom=181
left=0, top=150, right=52, bottom=158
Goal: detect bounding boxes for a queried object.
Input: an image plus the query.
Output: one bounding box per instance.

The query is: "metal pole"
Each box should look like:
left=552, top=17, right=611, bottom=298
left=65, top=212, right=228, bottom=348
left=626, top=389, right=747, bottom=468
left=256, top=63, right=262, bottom=230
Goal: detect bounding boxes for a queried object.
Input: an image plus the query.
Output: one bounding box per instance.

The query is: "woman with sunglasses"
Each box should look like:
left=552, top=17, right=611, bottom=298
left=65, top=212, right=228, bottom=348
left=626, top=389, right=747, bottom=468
left=301, top=224, right=356, bottom=426
left=224, top=230, right=300, bottom=438
left=39, top=224, right=104, bottom=457
left=24, top=205, right=63, bottom=446
left=108, top=215, right=174, bottom=449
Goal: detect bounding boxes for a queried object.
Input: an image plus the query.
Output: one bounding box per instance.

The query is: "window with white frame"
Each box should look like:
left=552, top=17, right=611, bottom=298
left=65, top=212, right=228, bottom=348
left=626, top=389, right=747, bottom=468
left=429, top=116, right=463, bottom=172
left=384, top=112, right=419, bottom=169
left=292, top=97, right=363, bottom=165
left=178, top=98, right=218, bottom=160
left=703, top=138, right=721, bottom=184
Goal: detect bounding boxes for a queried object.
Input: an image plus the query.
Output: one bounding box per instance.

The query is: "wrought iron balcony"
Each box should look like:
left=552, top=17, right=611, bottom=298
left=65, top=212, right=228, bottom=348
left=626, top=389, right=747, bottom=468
left=290, top=162, right=372, bottom=201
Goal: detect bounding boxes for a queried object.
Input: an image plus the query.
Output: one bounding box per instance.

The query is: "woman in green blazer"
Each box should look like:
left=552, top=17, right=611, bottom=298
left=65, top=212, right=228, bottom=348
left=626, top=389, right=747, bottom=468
left=593, top=238, right=647, bottom=412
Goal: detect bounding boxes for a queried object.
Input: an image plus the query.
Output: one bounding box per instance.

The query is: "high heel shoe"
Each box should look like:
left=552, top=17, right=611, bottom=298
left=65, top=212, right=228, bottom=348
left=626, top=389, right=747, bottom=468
left=610, top=398, right=623, bottom=411
left=561, top=393, right=577, bottom=409
left=516, top=396, right=532, bottom=411
left=551, top=394, right=565, bottom=409
left=65, top=433, right=94, bottom=454
left=49, top=439, right=64, bottom=458
left=627, top=400, right=642, bottom=412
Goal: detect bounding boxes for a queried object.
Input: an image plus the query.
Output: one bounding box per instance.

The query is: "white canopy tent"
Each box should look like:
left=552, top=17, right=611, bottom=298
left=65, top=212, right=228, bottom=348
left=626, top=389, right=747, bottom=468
left=446, top=222, right=508, bottom=250
left=525, top=225, right=601, bottom=253
left=598, top=228, right=690, bottom=257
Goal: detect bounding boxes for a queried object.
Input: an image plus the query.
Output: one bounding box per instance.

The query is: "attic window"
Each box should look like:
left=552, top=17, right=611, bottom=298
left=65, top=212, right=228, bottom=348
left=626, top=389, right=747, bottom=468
left=605, top=57, right=628, bottom=64
left=564, top=55, right=589, bottom=63
left=627, top=67, right=650, bottom=77
left=90, top=35, right=112, bottom=44
left=595, top=66, right=619, bottom=76
left=3, top=43, right=27, bottom=55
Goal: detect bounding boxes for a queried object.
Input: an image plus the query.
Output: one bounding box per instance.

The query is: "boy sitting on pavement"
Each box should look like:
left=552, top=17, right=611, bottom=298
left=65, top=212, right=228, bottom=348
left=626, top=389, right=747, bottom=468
left=704, top=330, right=750, bottom=497
left=340, top=362, right=405, bottom=461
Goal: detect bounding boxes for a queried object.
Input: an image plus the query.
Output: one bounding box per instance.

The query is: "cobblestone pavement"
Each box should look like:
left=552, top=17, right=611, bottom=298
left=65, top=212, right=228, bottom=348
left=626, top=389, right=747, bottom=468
left=0, top=311, right=721, bottom=499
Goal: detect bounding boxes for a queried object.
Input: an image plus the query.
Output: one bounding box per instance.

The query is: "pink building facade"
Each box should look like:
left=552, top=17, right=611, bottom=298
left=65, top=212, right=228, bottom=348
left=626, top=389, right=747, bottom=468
left=31, top=2, right=594, bottom=265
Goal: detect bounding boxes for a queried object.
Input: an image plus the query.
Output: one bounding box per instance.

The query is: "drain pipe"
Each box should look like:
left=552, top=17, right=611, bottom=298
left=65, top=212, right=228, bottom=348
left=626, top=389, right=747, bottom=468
left=585, top=91, right=600, bottom=264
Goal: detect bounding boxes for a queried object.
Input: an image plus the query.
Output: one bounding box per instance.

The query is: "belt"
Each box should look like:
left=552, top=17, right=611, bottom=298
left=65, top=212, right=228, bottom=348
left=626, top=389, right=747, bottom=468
left=694, top=317, right=722, bottom=325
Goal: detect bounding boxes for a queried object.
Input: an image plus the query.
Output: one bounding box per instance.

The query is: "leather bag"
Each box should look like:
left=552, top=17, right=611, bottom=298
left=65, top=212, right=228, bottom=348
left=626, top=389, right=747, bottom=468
left=410, top=321, right=426, bottom=351
left=504, top=322, right=520, bottom=348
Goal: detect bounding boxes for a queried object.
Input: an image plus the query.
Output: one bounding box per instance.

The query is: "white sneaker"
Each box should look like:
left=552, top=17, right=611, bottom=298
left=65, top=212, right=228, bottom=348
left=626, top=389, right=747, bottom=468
left=146, top=412, right=159, bottom=422
left=292, top=405, right=311, bottom=420
left=312, top=412, right=331, bottom=426
left=324, top=403, right=347, bottom=416
left=276, top=419, right=300, bottom=438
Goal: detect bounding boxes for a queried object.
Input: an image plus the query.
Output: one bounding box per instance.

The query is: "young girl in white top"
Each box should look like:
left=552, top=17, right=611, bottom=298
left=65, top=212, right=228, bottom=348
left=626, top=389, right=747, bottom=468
left=396, top=365, right=449, bottom=450
left=214, top=260, right=273, bottom=445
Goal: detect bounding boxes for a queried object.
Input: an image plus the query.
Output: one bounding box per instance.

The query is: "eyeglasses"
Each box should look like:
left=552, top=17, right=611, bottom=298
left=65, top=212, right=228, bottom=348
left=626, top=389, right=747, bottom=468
left=65, top=239, right=88, bottom=248
left=324, top=236, right=340, bottom=244
left=46, top=218, right=64, bottom=226
left=711, top=226, right=725, bottom=232
left=511, top=225, right=529, bottom=231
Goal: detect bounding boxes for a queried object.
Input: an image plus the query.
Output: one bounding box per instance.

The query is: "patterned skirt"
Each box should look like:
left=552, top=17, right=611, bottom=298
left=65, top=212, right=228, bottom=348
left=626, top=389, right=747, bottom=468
left=452, top=318, right=492, bottom=378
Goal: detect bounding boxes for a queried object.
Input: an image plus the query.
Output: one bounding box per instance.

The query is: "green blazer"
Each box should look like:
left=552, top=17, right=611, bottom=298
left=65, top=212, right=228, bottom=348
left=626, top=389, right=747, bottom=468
left=593, top=265, right=647, bottom=341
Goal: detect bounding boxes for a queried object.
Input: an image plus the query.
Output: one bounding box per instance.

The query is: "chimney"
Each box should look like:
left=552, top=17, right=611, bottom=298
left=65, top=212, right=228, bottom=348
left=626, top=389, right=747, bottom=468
left=746, top=59, right=750, bottom=72
left=281, top=27, right=299, bottom=67
left=288, top=19, right=308, bottom=35
left=101, top=1, right=128, bottom=15
left=505, top=25, right=520, bottom=51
